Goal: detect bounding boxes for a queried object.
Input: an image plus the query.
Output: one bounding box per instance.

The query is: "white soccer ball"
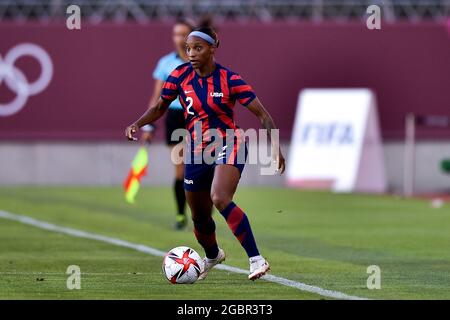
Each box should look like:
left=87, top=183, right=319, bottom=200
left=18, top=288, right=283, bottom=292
left=162, top=246, right=204, bottom=284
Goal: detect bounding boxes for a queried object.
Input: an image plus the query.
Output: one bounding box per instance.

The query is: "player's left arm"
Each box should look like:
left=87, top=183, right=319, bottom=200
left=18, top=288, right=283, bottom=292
left=246, top=97, right=286, bottom=174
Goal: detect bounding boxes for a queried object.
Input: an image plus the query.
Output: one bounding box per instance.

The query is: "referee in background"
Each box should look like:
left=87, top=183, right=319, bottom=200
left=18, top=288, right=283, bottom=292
left=141, top=18, right=195, bottom=230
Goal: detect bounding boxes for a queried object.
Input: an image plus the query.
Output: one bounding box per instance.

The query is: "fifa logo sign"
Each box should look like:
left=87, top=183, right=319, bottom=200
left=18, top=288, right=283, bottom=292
left=300, top=122, right=354, bottom=145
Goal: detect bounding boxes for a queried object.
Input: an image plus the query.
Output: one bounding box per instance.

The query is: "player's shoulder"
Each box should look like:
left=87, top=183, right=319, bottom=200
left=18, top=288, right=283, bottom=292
left=168, top=62, right=192, bottom=80
left=217, top=64, right=243, bottom=81
left=173, top=61, right=192, bottom=71
left=164, top=62, right=192, bottom=85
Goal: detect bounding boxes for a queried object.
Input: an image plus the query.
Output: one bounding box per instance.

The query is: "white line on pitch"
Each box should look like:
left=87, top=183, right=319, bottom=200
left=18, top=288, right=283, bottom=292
left=0, top=210, right=368, bottom=300
left=0, top=272, right=147, bottom=276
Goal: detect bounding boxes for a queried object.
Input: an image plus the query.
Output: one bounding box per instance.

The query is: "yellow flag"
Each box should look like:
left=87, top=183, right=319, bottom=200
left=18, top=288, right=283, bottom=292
left=123, top=147, right=148, bottom=203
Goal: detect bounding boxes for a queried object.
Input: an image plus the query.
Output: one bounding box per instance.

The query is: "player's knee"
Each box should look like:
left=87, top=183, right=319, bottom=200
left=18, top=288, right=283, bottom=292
left=211, top=192, right=231, bottom=212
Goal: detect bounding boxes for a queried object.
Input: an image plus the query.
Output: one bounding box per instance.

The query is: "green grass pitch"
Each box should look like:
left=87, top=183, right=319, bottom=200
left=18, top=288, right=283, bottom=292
left=0, top=187, right=449, bottom=299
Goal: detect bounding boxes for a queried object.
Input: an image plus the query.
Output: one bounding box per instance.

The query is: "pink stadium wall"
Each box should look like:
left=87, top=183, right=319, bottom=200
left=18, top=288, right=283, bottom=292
left=0, top=21, right=449, bottom=141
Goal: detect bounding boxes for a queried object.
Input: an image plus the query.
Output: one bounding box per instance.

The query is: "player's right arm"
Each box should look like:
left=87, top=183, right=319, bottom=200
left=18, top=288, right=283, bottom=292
left=149, top=80, right=164, bottom=106
left=139, top=57, right=167, bottom=143
left=125, top=97, right=171, bottom=141
left=139, top=80, right=164, bottom=144
left=126, top=67, right=182, bottom=141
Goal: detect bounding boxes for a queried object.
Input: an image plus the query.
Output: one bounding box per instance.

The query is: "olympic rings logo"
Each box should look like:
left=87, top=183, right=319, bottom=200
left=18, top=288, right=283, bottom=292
left=0, top=43, right=53, bottom=117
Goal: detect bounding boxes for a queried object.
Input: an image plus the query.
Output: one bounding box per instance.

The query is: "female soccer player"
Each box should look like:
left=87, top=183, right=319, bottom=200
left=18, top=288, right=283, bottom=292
left=125, top=26, right=286, bottom=280
left=141, top=18, right=195, bottom=230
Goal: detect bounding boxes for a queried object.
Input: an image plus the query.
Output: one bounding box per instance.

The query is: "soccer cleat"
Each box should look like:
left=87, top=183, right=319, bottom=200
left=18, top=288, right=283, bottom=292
left=198, top=248, right=226, bottom=280
left=174, top=214, right=187, bottom=230
left=248, top=256, right=270, bottom=280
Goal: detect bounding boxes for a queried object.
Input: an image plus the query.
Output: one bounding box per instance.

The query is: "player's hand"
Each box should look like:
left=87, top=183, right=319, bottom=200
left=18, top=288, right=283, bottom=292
left=125, top=124, right=139, bottom=141
left=273, top=149, right=286, bottom=174
left=276, top=151, right=286, bottom=175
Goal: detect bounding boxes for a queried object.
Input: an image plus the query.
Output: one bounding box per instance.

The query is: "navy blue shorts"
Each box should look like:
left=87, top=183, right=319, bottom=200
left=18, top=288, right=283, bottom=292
left=184, top=141, right=247, bottom=192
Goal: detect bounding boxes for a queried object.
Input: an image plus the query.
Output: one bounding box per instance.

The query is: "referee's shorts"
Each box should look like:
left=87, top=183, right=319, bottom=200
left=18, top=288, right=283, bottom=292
left=165, top=107, right=185, bottom=146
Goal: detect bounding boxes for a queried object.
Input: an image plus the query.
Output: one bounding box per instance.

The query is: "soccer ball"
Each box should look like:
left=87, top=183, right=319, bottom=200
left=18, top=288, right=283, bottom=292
left=162, top=246, right=204, bottom=284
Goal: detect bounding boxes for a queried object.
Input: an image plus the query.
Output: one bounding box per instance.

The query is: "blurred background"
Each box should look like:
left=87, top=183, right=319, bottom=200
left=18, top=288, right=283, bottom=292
left=0, top=0, right=449, bottom=195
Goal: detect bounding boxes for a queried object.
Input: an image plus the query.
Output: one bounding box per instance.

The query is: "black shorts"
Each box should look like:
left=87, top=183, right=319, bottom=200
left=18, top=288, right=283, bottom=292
left=165, top=108, right=185, bottom=145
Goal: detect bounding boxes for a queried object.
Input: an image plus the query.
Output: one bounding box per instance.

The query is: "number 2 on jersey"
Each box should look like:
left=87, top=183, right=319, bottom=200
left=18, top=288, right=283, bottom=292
left=185, top=97, right=194, bottom=115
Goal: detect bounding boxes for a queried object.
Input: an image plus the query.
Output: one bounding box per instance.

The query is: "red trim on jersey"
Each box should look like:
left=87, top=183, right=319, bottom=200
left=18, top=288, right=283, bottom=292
left=165, top=64, right=254, bottom=154
left=170, top=64, right=190, bottom=78
left=220, top=69, right=233, bottom=108
left=231, top=84, right=252, bottom=94
left=182, top=69, right=196, bottom=90
left=239, top=96, right=252, bottom=106
left=162, top=81, right=177, bottom=90
left=206, top=78, right=236, bottom=134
